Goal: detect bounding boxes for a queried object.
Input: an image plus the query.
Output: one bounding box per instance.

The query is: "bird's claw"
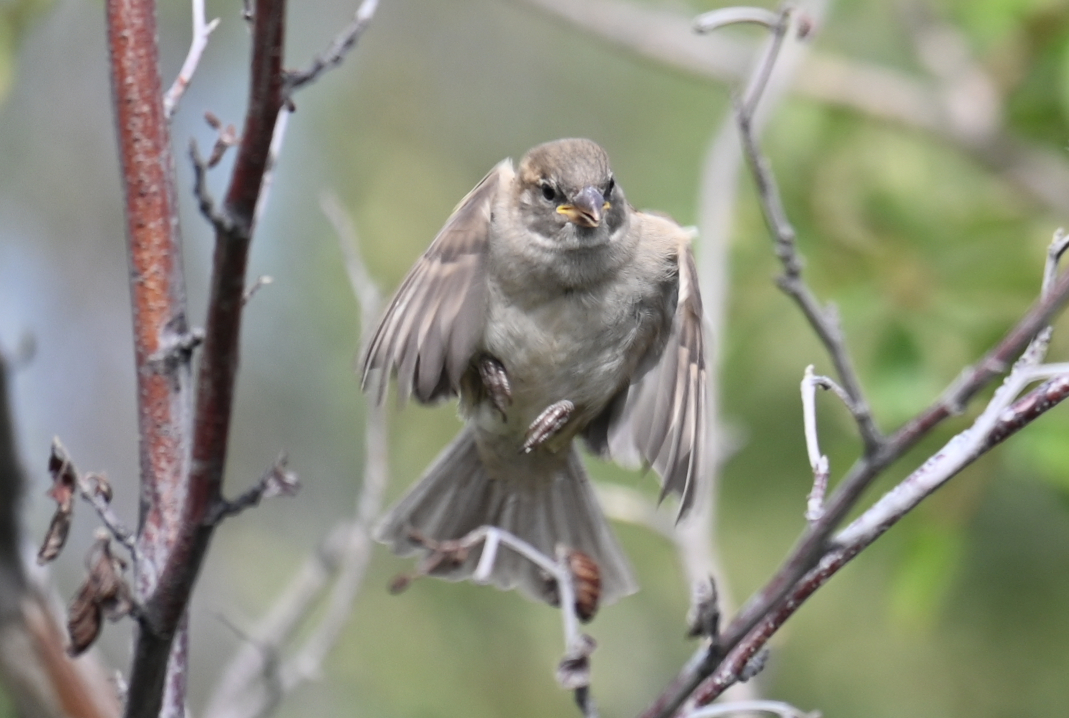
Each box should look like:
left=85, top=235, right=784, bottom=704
left=479, top=354, right=512, bottom=421
left=522, top=400, right=574, bottom=453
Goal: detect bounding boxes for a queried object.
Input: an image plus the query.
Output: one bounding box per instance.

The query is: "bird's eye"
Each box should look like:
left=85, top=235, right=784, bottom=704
left=605, top=177, right=615, bottom=197
left=540, top=183, right=557, bottom=202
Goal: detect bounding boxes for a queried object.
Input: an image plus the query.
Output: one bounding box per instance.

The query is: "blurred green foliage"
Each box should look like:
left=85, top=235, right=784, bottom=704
left=0, top=0, right=54, bottom=103
left=2, top=0, right=1069, bottom=717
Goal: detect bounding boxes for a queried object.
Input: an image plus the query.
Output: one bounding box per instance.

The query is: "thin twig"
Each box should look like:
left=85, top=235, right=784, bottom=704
left=738, top=5, right=796, bottom=120
left=401, top=526, right=591, bottom=659
left=203, top=197, right=386, bottom=718
left=190, top=140, right=234, bottom=234
left=693, top=7, right=781, bottom=35
left=800, top=367, right=829, bottom=523
left=206, top=454, right=299, bottom=525
left=284, top=0, right=380, bottom=94
left=736, top=103, right=883, bottom=453
left=693, top=365, right=1069, bottom=707
left=514, top=0, right=1069, bottom=216
left=681, top=230, right=1069, bottom=713
left=123, top=1, right=288, bottom=715
left=163, top=0, right=221, bottom=119
left=1043, top=228, right=1069, bottom=298
left=685, top=699, right=819, bottom=718
left=242, top=275, right=274, bottom=305
left=641, top=6, right=1069, bottom=715
left=251, top=109, right=289, bottom=232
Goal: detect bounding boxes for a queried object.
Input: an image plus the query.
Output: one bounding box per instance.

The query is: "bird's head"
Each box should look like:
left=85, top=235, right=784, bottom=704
left=515, top=138, right=628, bottom=248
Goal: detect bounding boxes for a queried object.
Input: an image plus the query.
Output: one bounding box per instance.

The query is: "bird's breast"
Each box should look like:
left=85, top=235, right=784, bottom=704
left=476, top=280, right=659, bottom=442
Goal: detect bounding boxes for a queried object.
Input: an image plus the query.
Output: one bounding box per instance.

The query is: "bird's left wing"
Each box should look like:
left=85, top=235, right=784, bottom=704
left=361, top=160, right=512, bottom=405
left=586, top=218, right=708, bottom=517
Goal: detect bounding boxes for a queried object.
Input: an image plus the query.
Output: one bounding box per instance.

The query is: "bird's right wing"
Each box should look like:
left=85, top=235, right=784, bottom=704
left=361, top=160, right=512, bottom=405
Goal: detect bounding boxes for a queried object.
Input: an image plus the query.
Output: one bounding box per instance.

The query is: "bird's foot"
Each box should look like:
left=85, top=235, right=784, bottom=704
left=522, top=400, right=574, bottom=453
left=478, top=354, right=512, bottom=421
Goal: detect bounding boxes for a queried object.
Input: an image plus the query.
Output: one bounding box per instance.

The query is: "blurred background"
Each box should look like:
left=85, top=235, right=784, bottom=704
left=2, top=0, right=1069, bottom=716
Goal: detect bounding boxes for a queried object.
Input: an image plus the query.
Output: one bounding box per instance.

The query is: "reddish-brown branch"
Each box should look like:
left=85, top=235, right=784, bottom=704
left=105, top=0, right=194, bottom=714
left=105, top=0, right=191, bottom=582
left=111, top=0, right=287, bottom=715
left=140, top=0, right=285, bottom=636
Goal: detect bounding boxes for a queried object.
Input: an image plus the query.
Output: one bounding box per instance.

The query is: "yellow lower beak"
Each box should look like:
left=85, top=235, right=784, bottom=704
left=557, top=186, right=608, bottom=228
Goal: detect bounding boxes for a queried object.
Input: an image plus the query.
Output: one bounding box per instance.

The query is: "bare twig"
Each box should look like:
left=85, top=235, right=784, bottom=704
left=242, top=275, right=274, bottom=305
left=668, top=2, right=830, bottom=711
left=641, top=7, right=1069, bottom=716
left=204, top=112, right=240, bottom=168
left=251, top=109, right=289, bottom=232
left=206, top=454, right=300, bottom=525
left=398, top=525, right=597, bottom=693
left=120, top=0, right=288, bottom=714
left=514, top=0, right=1069, bottom=216
left=693, top=7, right=781, bottom=35
left=163, top=0, right=221, bottom=119
left=736, top=5, right=796, bottom=120
left=190, top=140, right=234, bottom=234
left=736, top=101, right=883, bottom=453
left=685, top=699, right=819, bottom=718
left=800, top=367, right=829, bottom=523
left=203, top=196, right=385, bottom=718
left=1043, top=228, right=1069, bottom=298
left=284, top=0, right=380, bottom=94
left=694, top=363, right=1069, bottom=707
left=667, top=155, right=1069, bottom=718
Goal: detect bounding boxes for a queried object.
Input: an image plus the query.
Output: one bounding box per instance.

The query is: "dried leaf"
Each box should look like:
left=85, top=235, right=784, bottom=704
left=38, top=439, right=78, bottom=563
left=67, top=582, right=102, bottom=656
left=36, top=511, right=71, bottom=565
left=66, top=534, right=132, bottom=655
left=46, top=439, right=77, bottom=511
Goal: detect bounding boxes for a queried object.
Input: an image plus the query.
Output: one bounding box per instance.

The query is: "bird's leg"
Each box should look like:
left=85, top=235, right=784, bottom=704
left=522, top=400, right=575, bottom=453
left=478, top=354, right=512, bottom=421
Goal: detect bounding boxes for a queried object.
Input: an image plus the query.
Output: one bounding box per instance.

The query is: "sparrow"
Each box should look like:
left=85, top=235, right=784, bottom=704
left=362, top=138, right=707, bottom=611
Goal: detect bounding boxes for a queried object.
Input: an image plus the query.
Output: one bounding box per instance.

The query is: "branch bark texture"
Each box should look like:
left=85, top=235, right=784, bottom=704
left=106, top=0, right=287, bottom=715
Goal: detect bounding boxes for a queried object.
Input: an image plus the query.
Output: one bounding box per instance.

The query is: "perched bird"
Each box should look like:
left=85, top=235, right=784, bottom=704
left=363, top=138, right=707, bottom=611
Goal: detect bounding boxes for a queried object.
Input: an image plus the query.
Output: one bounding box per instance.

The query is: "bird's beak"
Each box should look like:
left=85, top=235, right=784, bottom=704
left=557, top=186, right=609, bottom=228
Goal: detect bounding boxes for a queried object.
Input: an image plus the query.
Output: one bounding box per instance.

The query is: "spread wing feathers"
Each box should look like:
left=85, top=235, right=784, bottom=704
left=590, top=235, right=707, bottom=518
left=361, top=161, right=511, bottom=405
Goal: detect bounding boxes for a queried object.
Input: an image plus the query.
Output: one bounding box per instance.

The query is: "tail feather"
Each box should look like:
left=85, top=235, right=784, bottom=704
left=374, top=427, right=637, bottom=606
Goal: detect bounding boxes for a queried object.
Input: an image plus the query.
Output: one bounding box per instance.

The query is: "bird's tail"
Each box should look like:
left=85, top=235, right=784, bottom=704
left=374, top=427, right=637, bottom=608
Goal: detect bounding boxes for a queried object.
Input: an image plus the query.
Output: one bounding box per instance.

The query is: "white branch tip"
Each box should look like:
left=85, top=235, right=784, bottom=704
left=693, top=6, right=781, bottom=34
